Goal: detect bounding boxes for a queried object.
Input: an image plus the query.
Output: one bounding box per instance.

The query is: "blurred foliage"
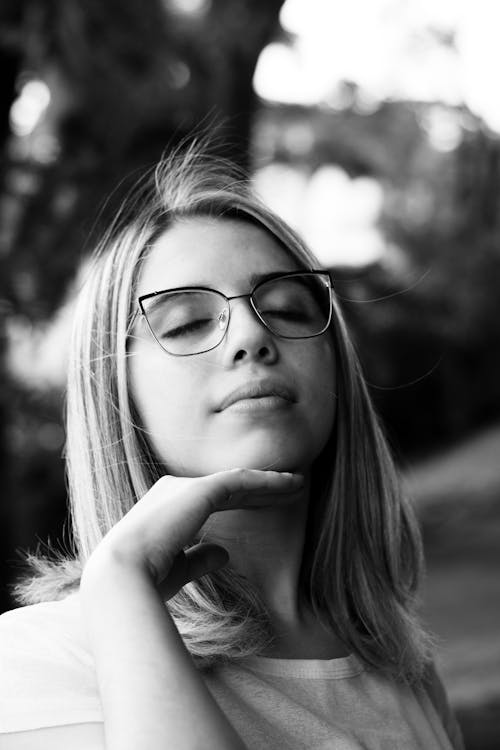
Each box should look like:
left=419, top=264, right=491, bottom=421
left=1, top=0, right=285, bottom=321
left=353, top=124, right=500, bottom=458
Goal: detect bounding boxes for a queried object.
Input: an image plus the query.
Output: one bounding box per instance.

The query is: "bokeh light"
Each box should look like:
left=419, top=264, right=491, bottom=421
left=254, top=0, right=500, bottom=132
left=253, top=164, right=385, bottom=267
left=9, top=80, right=51, bottom=138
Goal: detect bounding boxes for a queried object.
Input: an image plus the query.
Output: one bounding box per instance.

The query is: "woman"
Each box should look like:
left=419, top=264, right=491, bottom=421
left=0, top=146, right=464, bottom=749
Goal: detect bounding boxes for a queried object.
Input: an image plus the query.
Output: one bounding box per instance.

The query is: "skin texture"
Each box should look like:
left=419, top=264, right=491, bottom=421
left=129, top=216, right=336, bottom=478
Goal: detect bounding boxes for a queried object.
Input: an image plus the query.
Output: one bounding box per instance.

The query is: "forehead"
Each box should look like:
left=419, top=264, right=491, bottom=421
left=136, top=216, right=300, bottom=296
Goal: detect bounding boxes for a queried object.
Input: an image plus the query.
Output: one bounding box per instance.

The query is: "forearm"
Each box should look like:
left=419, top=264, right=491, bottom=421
left=80, top=556, right=246, bottom=750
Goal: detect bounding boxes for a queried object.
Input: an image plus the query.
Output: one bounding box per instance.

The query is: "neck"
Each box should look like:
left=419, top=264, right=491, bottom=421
left=200, top=481, right=349, bottom=660
left=200, top=485, right=311, bottom=625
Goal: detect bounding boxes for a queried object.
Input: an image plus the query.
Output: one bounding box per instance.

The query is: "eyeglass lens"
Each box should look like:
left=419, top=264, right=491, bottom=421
left=141, top=274, right=331, bottom=355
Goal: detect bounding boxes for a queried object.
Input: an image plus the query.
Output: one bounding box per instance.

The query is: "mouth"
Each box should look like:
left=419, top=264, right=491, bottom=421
left=215, top=379, right=297, bottom=412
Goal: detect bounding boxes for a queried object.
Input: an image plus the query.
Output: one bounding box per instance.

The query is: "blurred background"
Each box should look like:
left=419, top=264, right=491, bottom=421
left=0, top=0, right=499, bottom=746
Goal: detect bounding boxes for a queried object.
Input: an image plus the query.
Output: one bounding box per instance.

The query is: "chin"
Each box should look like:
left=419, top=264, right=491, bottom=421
left=208, top=443, right=311, bottom=474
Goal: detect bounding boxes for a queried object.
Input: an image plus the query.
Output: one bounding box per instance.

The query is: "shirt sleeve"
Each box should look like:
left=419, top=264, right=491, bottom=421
left=0, top=595, right=103, bottom=733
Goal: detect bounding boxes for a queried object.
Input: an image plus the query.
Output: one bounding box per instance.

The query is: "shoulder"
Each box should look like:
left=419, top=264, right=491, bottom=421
left=0, top=723, right=105, bottom=750
left=0, top=593, right=94, bottom=673
left=0, top=594, right=103, bottom=734
left=1, top=591, right=83, bottom=632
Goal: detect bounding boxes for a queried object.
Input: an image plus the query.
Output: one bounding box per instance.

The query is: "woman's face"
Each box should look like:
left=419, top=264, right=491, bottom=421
left=129, top=216, right=336, bottom=477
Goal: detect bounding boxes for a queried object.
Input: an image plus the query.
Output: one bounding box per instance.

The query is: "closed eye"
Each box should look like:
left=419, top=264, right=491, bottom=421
left=161, top=318, right=213, bottom=339
left=263, top=308, right=312, bottom=321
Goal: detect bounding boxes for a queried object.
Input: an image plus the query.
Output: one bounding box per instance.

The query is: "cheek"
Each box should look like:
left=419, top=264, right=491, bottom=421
left=129, top=351, right=204, bottom=443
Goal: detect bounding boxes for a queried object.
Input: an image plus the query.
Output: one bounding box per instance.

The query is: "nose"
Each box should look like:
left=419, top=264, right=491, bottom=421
left=222, top=296, right=279, bottom=365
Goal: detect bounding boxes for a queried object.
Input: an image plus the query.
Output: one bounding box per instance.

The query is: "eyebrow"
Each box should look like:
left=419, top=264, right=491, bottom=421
left=186, top=270, right=294, bottom=288
left=140, top=269, right=300, bottom=303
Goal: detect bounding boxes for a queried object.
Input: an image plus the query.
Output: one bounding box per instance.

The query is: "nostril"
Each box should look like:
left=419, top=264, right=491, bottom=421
left=234, top=345, right=272, bottom=362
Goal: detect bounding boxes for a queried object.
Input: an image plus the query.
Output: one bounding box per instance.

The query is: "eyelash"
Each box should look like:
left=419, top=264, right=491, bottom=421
left=162, top=318, right=212, bottom=339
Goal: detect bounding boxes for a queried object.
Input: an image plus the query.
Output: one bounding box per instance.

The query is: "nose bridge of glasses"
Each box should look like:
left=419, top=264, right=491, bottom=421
left=223, top=291, right=267, bottom=333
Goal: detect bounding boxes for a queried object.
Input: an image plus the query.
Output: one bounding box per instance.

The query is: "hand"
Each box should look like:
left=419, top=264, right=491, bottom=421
left=83, top=469, right=304, bottom=600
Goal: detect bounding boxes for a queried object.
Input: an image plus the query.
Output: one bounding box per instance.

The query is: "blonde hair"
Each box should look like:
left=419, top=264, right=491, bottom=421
left=15, top=144, right=433, bottom=682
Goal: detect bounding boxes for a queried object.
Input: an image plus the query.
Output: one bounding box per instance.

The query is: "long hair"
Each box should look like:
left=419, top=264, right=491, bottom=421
left=14, top=143, right=433, bottom=682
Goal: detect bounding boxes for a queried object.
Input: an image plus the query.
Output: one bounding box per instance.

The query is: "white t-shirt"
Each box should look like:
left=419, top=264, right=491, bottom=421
left=0, top=594, right=463, bottom=749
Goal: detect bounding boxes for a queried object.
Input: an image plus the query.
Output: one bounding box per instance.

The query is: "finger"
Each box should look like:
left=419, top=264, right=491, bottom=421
left=159, top=544, right=229, bottom=600
left=206, top=468, right=305, bottom=511
left=184, top=543, right=229, bottom=581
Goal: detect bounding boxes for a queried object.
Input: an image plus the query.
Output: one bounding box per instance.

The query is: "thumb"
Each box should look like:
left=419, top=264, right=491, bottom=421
left=160, top=543, right=229, bottom=600
left=184, top=542, right=230, bottom=582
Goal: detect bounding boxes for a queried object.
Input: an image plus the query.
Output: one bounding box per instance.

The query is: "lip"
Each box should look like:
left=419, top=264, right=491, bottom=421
left=215, top=378, right=297, bottom=412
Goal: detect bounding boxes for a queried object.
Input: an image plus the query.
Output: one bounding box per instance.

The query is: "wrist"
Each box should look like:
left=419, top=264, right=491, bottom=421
left=80, top=543, right=154, bottom=598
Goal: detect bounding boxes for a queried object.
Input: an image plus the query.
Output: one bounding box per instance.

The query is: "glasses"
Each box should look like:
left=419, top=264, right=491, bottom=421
left=138, top=270, right=333, bottom=356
